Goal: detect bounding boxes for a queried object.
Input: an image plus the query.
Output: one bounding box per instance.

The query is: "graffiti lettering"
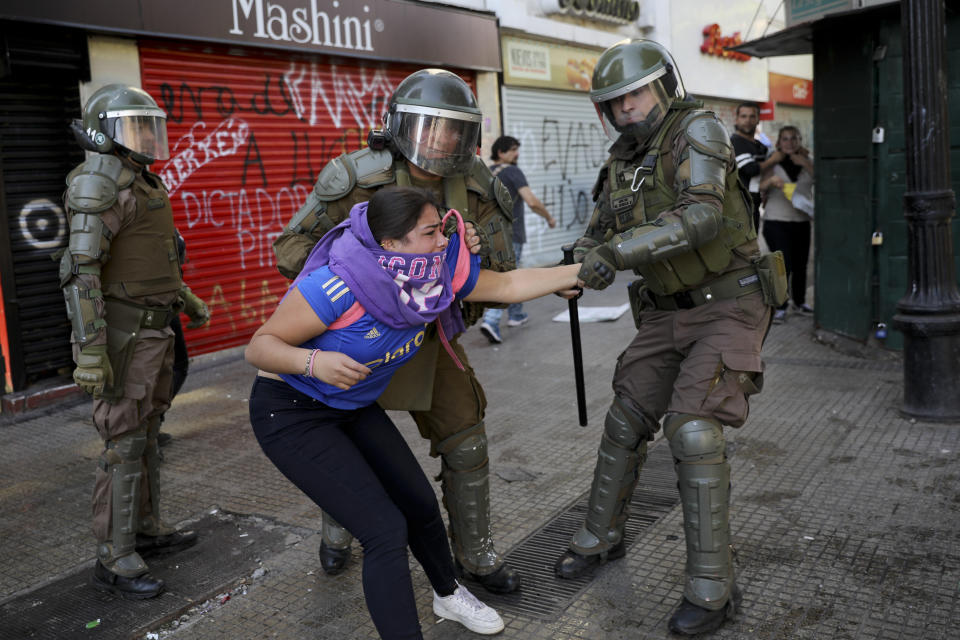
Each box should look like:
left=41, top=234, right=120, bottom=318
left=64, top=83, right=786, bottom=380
left=507, top=115, right=606, bottom=260
left=178, top=185, right=308, bottom=268
left=283, top=61, right=393, bottom=128
left=241, top=132, right=268, bottom=187
left=161, top=118, right=250, bottom=195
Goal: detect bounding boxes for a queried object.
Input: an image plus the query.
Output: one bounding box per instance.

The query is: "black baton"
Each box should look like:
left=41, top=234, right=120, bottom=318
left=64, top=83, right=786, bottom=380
left=562, top=244, right=588, bottom=426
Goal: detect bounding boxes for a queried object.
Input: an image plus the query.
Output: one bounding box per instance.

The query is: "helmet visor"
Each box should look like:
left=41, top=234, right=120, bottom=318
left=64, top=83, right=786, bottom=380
left=390, top=105, right=481, bottom=177
left=594, top=75, right=671, bottom=142
left=106, top=110, right=170, bottom=162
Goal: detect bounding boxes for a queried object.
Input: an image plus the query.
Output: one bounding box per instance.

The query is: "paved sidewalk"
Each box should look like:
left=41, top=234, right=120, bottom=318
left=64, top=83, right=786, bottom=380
left=1, top=284, right=957, bottom=640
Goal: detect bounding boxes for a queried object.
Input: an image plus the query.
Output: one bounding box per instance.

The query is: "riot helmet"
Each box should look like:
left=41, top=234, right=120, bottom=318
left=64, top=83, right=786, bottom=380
left=81, top=84, right=169, bottom=164
left=384, top=70, right=481, bottom=177
left=590, top=39, right=686, bottom=143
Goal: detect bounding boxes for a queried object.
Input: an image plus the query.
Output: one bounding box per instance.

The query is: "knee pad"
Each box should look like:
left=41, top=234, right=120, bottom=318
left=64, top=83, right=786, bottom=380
left=604, top=395, right=657, bottom=450
left=106, top=430, right=148, bottom=463
left=664, top=413, right=724, bottom=464
left=441, top=431, right=488, bottom=472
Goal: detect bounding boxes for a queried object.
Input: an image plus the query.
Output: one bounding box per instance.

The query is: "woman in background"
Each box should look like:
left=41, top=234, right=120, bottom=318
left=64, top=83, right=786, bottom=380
left=760, top=126, right=815, bottom=324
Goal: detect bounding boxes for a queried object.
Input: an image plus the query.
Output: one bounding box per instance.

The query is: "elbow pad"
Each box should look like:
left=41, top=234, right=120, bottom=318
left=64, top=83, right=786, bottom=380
left=611, top=220, right=689, bottom=268
left=611, top=202, right=723, bottom=269
left=63, top=282, right=106, bottom=346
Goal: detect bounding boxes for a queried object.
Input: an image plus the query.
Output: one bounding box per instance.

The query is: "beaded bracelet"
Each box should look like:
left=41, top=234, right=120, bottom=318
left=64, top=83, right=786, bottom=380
left=305, top=349, right=320, bottom=377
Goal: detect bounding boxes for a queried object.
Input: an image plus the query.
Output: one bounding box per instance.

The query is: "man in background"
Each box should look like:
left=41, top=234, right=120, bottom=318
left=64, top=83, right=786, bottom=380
left=730, top=102, right=781, bottom=232
left=479, top=136, right=555, bottom=344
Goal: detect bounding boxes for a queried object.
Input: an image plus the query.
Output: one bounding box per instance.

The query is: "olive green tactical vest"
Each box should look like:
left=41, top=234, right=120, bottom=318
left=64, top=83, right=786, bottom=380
left=606, top=102, right=756, bottom=296
left=101, top=171, right=182, bottom=298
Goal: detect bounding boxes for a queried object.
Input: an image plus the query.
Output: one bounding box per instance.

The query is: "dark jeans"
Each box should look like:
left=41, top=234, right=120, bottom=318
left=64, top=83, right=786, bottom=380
left=762, top=219, right=811, bottom=309
left=249, top=377, right=457, bottom=640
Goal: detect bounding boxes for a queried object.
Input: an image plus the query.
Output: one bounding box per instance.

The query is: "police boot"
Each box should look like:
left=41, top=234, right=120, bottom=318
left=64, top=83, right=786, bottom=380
left=669, top=584, right=741, bottom=636
left=555, top=397, right=652, bottom=580
left=135, top=417, right=197, bottom=557
left=440, top=427, right=520, bottom=594
left=664, top=414, right=738, bottom=635
left=92, top=432, right=164, bottom=599
left=318, top=511, right=353, bottom=575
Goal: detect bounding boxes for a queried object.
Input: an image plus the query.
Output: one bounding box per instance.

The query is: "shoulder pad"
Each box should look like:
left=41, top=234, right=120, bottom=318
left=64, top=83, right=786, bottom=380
left=65, top=154, right=134, bottom=213
left=313, top=155, right=356, bottom=202
left=465, top=155, right=496, bottom=198
left=682, top=112, right=731, bottom=161
left=349, top=147, right=395, bottom=189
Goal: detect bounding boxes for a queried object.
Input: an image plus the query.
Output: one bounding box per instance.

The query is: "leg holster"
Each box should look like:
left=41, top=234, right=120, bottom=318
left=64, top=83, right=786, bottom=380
left=438, top=423, right=500, bottom=576
left=320, top=511, right=354, bottom=549
left=97, top=429, right=148, bottom=577
left=572, top=395, right=656, bottom=556
left=665, top=413, right=733, bottom=611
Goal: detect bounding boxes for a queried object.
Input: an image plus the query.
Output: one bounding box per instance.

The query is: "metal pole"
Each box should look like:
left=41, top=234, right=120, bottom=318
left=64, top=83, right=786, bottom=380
left=893, top=0, right=960, bottom=419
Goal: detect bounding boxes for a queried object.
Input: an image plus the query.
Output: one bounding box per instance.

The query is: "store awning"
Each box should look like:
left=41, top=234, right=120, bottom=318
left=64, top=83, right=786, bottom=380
left=730, top=22, right=815, bottom=58
left=731, top=1, right=898, bottom=58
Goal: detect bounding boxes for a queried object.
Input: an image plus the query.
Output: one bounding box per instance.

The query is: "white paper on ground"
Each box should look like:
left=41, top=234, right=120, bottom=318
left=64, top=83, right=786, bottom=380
left=552, top=303, right=630, bottom=323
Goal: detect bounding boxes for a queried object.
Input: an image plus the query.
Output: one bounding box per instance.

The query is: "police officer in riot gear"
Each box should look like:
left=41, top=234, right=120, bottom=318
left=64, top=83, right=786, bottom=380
left=272, top=69, right=520, bottom=594
left=553, top=40, right=787, bottom=635
left=61, top=84, right=210, bottom=599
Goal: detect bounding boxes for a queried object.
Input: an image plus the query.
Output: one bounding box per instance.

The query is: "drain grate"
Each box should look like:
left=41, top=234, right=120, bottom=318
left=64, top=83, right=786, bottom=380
left=462, top=443, right=679, bottom=620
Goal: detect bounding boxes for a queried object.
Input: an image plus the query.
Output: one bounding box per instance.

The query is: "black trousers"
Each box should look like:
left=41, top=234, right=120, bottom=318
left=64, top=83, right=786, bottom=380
left=248, top=377, right=457, bottom=640
left=762, top=219, right=811, bottom=309
left=169, top=316, right=189, bottom=400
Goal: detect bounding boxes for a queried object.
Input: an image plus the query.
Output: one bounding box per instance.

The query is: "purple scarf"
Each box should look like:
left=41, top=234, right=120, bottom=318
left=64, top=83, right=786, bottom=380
left=294, top=202, right=467, bottom=338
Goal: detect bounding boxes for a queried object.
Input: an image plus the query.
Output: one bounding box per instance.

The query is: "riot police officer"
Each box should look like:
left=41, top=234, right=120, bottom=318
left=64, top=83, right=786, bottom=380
left=61, top=84, right=210, bottom=598
left=272, top=69, right=520, bottom=594
left=553, top=40, right=787, bottom=635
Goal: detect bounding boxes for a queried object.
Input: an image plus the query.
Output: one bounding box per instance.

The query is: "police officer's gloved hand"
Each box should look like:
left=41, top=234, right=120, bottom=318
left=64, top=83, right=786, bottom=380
left=453, top=217, right=490, bottom=257
left=74, top=344, right=113, bottom=397
left=578, top=244, right=618, bottom=290
left=181, top=287, right=211, bottom=329
left=571, top=238, right=600, bottom=264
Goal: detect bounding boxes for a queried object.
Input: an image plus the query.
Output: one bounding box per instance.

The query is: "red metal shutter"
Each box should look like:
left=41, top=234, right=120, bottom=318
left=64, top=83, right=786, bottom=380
left=139, top=40, right=474, bottom=355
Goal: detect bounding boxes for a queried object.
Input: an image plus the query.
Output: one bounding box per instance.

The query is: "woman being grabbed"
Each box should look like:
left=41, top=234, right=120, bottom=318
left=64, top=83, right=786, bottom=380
left=245, top=186, right=582, bottom=639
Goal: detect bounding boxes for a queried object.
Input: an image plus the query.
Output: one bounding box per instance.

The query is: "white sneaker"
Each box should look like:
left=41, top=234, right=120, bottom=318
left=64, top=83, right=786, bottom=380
left=433, top=583, right=504, bottom=635
left=506, top=313, right=529, bottom=327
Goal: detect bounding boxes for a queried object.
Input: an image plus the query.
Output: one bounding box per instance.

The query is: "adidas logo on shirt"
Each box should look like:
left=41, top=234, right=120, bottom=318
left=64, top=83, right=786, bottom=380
left=364, top=327, right=381, bottom=339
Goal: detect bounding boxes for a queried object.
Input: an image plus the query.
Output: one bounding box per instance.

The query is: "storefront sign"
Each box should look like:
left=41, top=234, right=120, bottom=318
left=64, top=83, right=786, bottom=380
left=701, top=24, right=751, bottom=61
left=540, top=0, right=641, bottom=24
left=0, top=0, right=501, bottom=71
left=769, top=72, right=814, bottom=106
left=758, top=100, right=775, bottom=120
left=502, top=36, right=601, bottom=92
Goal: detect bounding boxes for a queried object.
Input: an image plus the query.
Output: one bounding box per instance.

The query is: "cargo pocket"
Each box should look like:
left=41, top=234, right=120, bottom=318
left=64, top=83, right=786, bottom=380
left=702, top=351, right=763, bottom=428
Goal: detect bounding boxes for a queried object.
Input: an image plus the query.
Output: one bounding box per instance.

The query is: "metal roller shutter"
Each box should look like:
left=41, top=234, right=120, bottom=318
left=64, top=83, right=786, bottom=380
left=0, top=23, right=87, bottom=391
left=139, top=40, right=474, bottom=355
left=500, top=86, right=608, bottom=266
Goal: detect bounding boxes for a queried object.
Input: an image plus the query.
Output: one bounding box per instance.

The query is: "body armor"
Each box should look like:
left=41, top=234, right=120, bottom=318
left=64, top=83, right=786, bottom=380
left=603, top=103, right=756, bottom=296
left=100, top=171, right=181, bottom=299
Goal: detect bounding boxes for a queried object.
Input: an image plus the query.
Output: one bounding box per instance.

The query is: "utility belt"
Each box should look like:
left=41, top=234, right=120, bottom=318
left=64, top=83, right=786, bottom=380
left=627, top=252, right=787, bottom=323
left=105, top=298, right=177, bottom=330
left=99, top=298, right=176, bottom=403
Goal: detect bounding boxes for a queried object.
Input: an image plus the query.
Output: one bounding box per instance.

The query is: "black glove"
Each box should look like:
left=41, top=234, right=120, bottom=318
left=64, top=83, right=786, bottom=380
left=578, top=244, right=618, bottom=290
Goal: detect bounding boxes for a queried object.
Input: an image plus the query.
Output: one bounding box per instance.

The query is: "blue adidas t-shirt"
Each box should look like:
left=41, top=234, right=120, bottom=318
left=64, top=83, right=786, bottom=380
left=280, top=239, right=481, bottom=409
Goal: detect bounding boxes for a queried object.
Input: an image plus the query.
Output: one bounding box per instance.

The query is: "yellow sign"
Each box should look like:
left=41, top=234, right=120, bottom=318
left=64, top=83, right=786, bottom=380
left=502, top=36, right=602, bottom=92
